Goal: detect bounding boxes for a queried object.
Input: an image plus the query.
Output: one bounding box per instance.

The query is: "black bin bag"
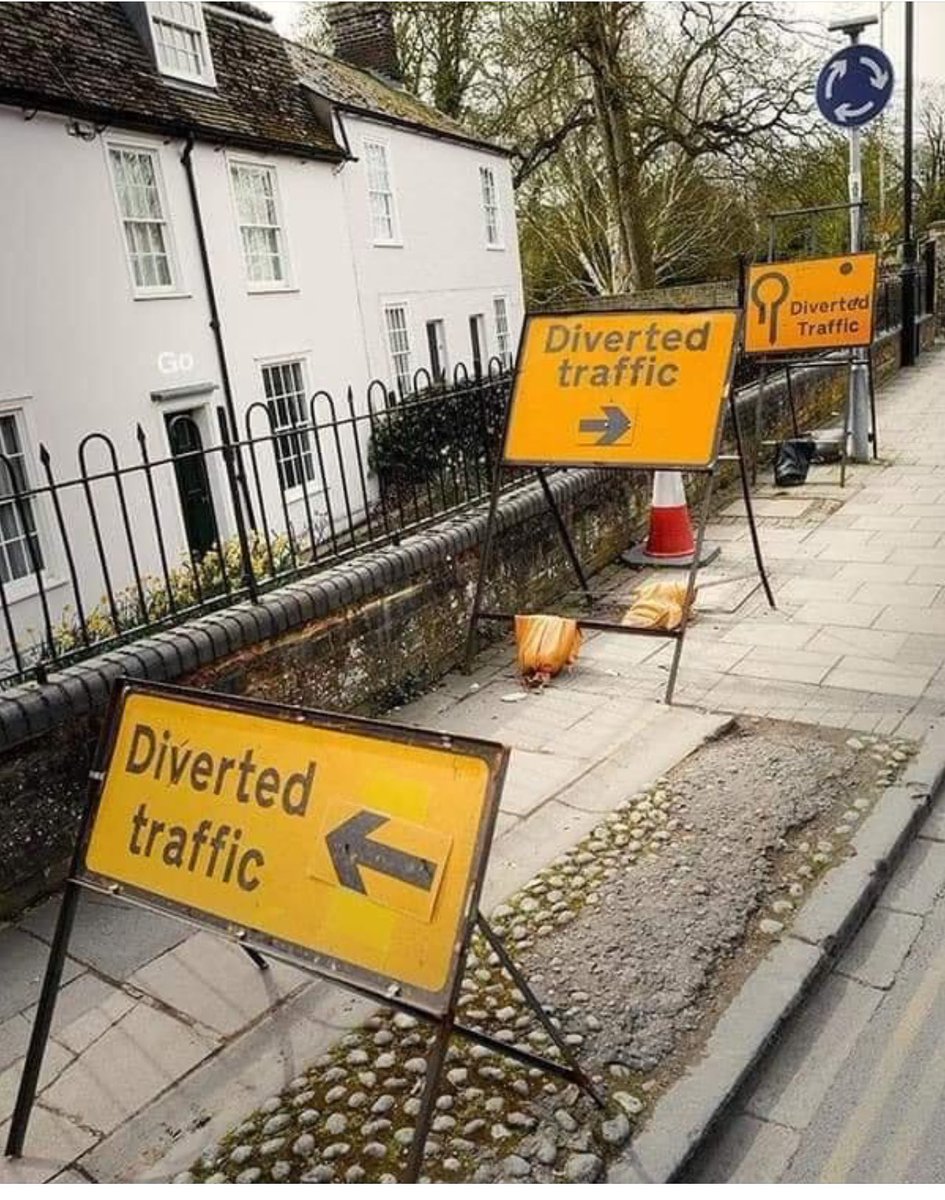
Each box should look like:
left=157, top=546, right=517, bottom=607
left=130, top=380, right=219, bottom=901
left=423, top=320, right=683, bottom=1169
left=773, top=437, right=817, bottom=487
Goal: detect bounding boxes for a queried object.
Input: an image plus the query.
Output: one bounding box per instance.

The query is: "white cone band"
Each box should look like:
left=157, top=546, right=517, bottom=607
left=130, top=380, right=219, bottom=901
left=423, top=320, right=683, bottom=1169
left=651, top=470, right=687, bottom=509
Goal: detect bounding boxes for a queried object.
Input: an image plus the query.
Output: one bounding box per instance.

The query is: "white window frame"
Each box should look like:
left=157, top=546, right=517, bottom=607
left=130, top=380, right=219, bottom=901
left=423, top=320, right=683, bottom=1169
left=0, top=400, right=59, bottom=603
left=363, top=138, right=401, bottom=246
left=384, top=303, right=413, bottom=396
left=147, top=2, right=216, bottom=87
left=258, top=358, right=317, bottom=497
left=106, top=141, right=181, bottom=298
left=493, top=295, right=512, bottom=367
left=479, top=164, right=503, bottom=249
left=228, top=158, right=291, bottom=291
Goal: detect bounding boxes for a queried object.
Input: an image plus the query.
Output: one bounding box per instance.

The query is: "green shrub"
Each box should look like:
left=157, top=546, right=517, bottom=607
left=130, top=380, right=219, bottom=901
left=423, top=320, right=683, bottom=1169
left=369, top=379, right=509, bottom=490
left=47, top=530, right=295, bottom=657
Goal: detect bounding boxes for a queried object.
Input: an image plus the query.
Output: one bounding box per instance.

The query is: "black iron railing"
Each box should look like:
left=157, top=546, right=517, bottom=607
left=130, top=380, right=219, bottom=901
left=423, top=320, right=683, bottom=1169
left=0, top=360, right=514, bottom=688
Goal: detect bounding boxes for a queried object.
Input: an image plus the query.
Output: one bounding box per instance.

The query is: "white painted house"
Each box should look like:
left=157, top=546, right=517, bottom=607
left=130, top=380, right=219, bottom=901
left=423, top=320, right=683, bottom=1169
left=0, top=1, right=523, bottom=678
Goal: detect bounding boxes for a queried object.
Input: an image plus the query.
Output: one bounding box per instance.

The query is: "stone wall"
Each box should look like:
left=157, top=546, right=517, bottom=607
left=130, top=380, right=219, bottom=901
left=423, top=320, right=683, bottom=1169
left=0, top=319, right=936, bottom=917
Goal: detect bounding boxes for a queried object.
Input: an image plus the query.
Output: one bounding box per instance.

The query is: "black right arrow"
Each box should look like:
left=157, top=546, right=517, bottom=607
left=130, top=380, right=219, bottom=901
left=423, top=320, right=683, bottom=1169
left=326, top=810, right=437, bottom=895
left=579, top=405, right=631, bottom=445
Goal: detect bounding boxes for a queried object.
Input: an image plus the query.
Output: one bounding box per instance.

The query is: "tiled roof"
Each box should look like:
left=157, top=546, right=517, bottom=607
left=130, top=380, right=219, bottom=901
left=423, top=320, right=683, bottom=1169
left=286, top=41, right=508, bottom=156
left=0, top=2, right=508, bottom=159
left=0, top=2, right=343, bottom=159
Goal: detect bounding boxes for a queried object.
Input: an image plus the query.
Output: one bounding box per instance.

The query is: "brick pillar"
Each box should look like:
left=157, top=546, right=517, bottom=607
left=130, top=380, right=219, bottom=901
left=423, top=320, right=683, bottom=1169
left=326, top=2, right=402, bottom=84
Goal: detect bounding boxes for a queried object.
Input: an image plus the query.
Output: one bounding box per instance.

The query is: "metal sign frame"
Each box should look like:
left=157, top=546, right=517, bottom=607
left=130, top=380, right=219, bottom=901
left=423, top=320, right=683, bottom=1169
left=502, top=307, right=738, bottom=473
left=465, top=305, right=775, bottom=707
left=76, top=680, right=508, bottom=1016
left=741, top=234, right=880, bottom=489
left=5, top=679, right=602, bottom=1182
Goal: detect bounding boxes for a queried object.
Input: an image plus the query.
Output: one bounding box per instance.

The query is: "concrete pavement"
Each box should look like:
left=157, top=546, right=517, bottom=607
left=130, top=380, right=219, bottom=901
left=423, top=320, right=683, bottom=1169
left=3, top=345, right=945, bottom=1182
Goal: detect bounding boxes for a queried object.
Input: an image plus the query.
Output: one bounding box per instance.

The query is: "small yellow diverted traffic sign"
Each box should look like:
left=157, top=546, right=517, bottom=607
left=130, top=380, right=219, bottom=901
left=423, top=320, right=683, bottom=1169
left=744, top=252, right=878, bottom=354
left=503, top=309, right=740, bottom=469
left=81, top=683, right=507, bottom=1011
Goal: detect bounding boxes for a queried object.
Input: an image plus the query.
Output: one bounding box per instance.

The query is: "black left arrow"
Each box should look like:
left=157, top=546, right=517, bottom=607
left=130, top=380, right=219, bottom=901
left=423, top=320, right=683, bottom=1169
left=579, top=405, right=631, bottom=445
left=327, top=810, right=437, bottom=894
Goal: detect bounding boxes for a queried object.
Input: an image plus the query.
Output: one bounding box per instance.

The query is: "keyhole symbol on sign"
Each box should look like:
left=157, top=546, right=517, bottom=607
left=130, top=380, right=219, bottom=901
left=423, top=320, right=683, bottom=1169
left=750, top=271, right=790, bottom=346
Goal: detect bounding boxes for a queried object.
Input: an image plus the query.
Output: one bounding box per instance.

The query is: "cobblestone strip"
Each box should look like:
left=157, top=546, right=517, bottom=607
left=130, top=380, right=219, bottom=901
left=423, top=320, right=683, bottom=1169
left=183, top=733, right=912, bottom=1185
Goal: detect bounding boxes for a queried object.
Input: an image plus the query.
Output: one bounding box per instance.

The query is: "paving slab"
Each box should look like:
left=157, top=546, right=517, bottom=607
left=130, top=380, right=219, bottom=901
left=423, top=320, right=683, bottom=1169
left=17, top=891, right=190, bottom=980
left=128, top=931, right=310, bottom=1038
left=80, top=983, right=377, bottom=1183
left=0, top=1106, right=97, bottom=1184
left=0, top=1038, right=74, bottom=1125
left=39, top=1001, right=218, bottom=1137
left=500, top=749, right=589, bottom=817
left=0, top=1013, right=30, bottom=1075
left=0, top=929, right=82, bottom=1022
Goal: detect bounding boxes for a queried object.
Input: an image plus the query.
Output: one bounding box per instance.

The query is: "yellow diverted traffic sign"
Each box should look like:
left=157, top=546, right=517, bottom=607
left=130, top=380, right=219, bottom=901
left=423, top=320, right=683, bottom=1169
left=744, top=253, right=878, bottom=354
left=81, top=683, right=507, bottom=1013
left=503, top=308, right=740, bottom=470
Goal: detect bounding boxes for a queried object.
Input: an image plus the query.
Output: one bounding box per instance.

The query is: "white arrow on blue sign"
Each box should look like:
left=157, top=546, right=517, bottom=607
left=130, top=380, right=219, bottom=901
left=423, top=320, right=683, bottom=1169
left=816, top=44, right=894, bottom=128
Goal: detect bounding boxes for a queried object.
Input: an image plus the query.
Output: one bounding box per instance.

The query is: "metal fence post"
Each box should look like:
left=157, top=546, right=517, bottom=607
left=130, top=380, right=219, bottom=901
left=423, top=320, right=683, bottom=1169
left=217, top=408, right=259, bottom=605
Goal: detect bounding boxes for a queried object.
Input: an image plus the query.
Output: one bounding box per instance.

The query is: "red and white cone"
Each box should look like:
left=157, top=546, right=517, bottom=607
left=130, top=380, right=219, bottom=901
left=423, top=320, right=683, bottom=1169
left=622, top=471, right=719, bottom=568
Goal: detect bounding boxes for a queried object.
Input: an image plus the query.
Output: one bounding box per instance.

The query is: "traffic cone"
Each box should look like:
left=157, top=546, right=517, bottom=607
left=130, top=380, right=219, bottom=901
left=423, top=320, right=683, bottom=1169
left=621, top=471, right=720, bottom=569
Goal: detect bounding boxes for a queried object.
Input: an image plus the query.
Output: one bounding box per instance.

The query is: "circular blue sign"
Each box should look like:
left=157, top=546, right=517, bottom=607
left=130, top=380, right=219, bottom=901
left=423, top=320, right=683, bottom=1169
left=816, top=44, right=894, bottom=128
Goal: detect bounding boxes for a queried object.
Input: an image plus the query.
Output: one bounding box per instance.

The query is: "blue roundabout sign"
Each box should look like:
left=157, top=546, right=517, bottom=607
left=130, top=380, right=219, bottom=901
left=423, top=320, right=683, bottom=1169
left=816, top=44, right=894, bottom=128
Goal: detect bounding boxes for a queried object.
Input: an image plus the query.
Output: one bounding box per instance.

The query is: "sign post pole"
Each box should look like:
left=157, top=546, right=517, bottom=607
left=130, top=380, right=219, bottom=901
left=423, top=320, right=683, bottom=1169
left=846, top=43, right=872, bottom=462
left=816, top=16, right=893, bottom=462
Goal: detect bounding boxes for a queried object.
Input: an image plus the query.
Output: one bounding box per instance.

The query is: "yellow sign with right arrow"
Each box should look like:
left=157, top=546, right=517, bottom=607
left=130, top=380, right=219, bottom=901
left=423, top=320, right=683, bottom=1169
left=504, top=308, right=740, bottom=470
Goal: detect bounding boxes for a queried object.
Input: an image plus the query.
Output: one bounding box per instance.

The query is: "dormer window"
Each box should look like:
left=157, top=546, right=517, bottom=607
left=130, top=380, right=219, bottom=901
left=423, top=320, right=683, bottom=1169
left=148, top=2, right=215, bottom=86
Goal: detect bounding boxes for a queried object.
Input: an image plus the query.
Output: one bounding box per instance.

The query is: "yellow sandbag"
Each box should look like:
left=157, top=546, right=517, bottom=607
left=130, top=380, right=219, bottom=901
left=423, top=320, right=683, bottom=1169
left=620, top=580, right=696, bottom=630
left=515, top=614, right=583, bottom=684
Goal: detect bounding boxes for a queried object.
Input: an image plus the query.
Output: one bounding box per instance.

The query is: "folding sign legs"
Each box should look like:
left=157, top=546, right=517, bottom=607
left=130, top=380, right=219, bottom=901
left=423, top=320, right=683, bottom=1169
left=474, top=915, right=605, bottom=1106
left=536, top=469, right=593, bottom=607
left=401, top=915, right=603, bottom=1182
left=728, top=393, right=776, bottom=611
left=5, top=879, right=83, bottom=1158
left=664, top=470, right=716, bottom=706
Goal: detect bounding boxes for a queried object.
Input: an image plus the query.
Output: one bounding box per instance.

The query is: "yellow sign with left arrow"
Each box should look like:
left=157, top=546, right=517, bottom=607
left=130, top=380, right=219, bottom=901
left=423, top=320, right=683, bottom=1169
left=81, top=682, right=508, bottom=1012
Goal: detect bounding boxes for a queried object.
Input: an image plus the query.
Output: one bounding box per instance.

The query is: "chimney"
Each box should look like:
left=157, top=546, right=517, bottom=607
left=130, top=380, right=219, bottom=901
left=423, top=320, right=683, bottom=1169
left=326, top=2, right=402, bottom=84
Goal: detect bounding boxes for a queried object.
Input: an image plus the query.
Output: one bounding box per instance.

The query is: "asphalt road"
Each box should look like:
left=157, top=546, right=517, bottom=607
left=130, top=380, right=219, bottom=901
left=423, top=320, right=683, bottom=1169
left=687, top=809, right=945, bottom=1184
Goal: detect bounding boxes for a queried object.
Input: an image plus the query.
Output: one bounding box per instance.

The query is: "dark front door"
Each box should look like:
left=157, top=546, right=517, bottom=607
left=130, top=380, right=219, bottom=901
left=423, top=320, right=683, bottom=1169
left=469, top=314, right=484, bottom=378
left=165, top=412, right=219, bottom=559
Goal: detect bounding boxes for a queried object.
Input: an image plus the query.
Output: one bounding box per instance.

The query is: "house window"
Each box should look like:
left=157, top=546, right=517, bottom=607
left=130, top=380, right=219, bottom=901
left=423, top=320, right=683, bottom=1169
left=426, top=320, right=448, bottom=382
left=364, top=141, right=398, bottom=243
left=0, top=414, right=42, bottom=585
left=108, top=146, right=176, bottom=292
left=148, top=2, right=215, bottom=85
left=261, top=361, right=315, bottom=492
left=493, top=297, right=512, bottom=366
left=479, top=165, right=501, bottom=247
left=469, top=314, right=486, bottom=377
left=231, top=162, right=288, bottom=286
left=385, top=305, right=413, bottom=395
